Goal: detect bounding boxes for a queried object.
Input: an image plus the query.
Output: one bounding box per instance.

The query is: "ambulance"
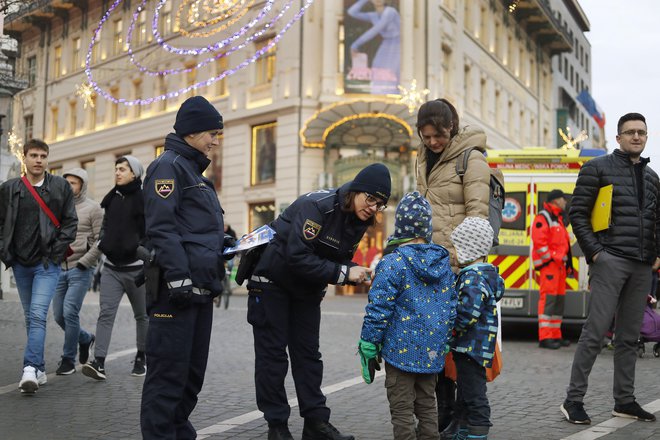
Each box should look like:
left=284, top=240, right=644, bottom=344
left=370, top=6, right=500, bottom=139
left=487, top=147, right=606, bottom=322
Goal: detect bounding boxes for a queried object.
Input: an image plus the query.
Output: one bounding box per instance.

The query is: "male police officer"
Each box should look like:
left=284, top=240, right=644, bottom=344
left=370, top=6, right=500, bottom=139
left=141, top=96, right=234, bottom=439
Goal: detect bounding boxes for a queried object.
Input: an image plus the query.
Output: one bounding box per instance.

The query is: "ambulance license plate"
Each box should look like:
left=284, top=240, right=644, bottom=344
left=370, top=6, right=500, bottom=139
left=501, top=297, right=524, bottom=309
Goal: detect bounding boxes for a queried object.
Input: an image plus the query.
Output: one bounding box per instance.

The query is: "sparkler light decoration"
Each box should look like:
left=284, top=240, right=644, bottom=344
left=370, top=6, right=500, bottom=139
left=559, top=127, right=588, bottom=150
left=75, top=82, right=96, bottom=108
left=397, top=80, right=430, bottom=114
left=80, top=0, right=315, bottom=107
left=7, top=130, right=25, bottom=175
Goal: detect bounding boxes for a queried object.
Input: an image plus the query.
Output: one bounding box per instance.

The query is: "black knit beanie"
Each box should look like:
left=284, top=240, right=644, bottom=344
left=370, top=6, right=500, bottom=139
left=174, top=96, right=224, bottom=137
left=347, top=163, right=391, bottom=203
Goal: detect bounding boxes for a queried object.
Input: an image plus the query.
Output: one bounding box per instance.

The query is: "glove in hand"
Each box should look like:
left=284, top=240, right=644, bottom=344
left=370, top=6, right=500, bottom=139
left=223, top=234, right=237, bottom=260
left=358, top=339, right=381, bottom=384
left=168, top=286, right=193, bottom=310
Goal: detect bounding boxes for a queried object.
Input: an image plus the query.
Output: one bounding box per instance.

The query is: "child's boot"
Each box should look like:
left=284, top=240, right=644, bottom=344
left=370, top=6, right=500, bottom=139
left=452, top=426, right=468, bottom=440
left=466, top=425, right=489, bottom=439
left=440, top=419, right=460, bottom=439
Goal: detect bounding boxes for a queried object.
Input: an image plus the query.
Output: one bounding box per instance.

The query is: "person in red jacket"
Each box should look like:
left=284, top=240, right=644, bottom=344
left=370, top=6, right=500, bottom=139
left=532, top=189, right=573, bottom=349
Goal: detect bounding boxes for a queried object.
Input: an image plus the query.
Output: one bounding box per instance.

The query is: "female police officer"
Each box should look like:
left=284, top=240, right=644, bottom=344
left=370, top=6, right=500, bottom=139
left=247, top=163, right=391, bottom=440
left=140, top=96, right=233, bottom=439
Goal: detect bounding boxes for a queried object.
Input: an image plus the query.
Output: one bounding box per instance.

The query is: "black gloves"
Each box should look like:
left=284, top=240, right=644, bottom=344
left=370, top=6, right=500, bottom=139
left=168, top=286, right=193, bottom=310
left=223, top=234, right=237, bottom=260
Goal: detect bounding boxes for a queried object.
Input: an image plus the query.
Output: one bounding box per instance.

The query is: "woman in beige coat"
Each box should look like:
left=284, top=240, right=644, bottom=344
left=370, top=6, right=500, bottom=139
left=416, top=99, right=490, bottom=272
left=415, top=98, right=491, bottom=438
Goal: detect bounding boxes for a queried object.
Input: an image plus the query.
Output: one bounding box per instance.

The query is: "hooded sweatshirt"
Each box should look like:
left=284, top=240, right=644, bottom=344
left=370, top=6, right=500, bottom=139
left=452, top=262, right=505, bottom=368
left=61, top=168, right=103, bottom=269
left=361, top=243, right=457, bottom=373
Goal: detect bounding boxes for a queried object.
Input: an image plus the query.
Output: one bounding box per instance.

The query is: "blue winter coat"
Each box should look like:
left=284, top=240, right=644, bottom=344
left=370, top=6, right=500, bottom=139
left=360, top=244, right=457, bottom=373
left=451, top=263, right=504, bottom=368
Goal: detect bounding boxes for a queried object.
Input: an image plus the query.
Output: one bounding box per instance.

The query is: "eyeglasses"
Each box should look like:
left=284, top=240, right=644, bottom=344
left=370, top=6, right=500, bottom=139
left=620, top=129, right=648, bottom=137
left=364, top=193, right=387, bottom=211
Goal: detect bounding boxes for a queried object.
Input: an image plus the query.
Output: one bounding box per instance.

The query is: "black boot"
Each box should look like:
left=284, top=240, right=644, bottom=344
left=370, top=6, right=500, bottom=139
left=268, top=424, right=294, bottom=440
left=301, top=419, right=354, bottom=440
left=440, top=418, right=460, bottom=439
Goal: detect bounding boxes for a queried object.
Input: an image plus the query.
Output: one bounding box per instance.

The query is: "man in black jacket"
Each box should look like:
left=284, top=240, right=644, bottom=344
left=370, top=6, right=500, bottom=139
left=83, top=155, right=148, bottom=380
left=0, top=139, right=77, bottom=394
left=561, top=113, right=660, bottom=425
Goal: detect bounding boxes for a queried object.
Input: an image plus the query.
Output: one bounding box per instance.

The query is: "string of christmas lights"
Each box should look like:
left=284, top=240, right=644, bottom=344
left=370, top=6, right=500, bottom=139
left=84, top=0, right=315, bottom=106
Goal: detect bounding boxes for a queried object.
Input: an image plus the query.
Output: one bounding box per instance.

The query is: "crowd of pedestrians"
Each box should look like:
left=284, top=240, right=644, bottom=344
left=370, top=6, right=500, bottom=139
left=0, top=97, right=658, bottom=440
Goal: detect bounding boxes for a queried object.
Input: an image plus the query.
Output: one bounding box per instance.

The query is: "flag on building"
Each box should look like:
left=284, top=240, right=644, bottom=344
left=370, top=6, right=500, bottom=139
left=576, top=90, right=606, bottom=128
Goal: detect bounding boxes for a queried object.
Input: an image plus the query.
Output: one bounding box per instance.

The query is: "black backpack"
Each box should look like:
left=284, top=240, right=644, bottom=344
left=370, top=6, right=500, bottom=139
left=455, top=147, right=505, bottom=246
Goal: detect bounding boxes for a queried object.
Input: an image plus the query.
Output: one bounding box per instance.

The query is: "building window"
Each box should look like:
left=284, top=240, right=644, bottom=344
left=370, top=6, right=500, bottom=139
left=136, top=10, right=147, bottom=46
left=91, top=39, right=99, bottom=64
left=251, top=122, right=277, bottom=185
left=254, top=39, right=276, bottom=85
left=186, top=62, right=197, bottom=98
left=215, top=57, right=228, bottom=96
left=49, top=167, right=62, bottom=176
left=27, top=56, right=37, bottom=87
left=51, top=106, right=59, bottom=140
left=110, top=87, right=119, bottom=124
left=133, top=80, right=143, bottom=118
left=203, top=134, right=224, bottom=192
left=24, top=115, right=34, bottom=142
left=54, top=46, right=62, bottom=78
left=87, top=95, right=97, bottom=131
left=113, top=19, right=124, bottom=55
left=249, top=201, right=276, bottom=231
left=69, top=101, right=77, bottom=135
left=442, top=45, right=452, bottom=92
left=479, top=6, right=488, bottom=45
left=155, top=145, right=165, bottom=157
left=72, top=37, right=81, bottom=71
left=160, top=3, right=173, bottom=36
left=82, top=160, right=96, bottom=199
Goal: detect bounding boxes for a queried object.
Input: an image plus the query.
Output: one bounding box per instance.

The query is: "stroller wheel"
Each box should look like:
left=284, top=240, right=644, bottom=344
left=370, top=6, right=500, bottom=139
left=654, top=343, right=660, bottom=358
left=637, top=341, right=646, bottom=358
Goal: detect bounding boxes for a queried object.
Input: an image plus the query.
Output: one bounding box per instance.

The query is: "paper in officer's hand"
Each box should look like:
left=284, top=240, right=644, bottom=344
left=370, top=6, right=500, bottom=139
left=223, top=224, right=276, bottom=254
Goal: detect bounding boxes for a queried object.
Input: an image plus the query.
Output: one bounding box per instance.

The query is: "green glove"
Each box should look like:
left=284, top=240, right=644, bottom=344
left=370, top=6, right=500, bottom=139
left=358, top=339, right=381, bottom=384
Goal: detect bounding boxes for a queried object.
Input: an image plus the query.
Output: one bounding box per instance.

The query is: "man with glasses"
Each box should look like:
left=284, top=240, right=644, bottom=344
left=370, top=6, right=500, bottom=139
left=561, top=113, right=660, bottom=424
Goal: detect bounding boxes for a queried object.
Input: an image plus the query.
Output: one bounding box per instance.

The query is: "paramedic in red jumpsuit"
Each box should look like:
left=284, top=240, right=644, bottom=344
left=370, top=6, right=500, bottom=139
left=532, top=189, right=572, bottom=349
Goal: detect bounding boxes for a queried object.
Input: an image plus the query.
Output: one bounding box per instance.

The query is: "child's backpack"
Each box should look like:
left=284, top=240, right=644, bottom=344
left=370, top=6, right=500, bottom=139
left=456, top=147, right=505, bottom=246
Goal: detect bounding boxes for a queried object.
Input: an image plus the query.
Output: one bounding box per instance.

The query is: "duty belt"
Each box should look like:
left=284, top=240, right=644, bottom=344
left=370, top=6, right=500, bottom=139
left=192, top=287, right=211, bottom=295
left=250, top=275, right=272, bottom=284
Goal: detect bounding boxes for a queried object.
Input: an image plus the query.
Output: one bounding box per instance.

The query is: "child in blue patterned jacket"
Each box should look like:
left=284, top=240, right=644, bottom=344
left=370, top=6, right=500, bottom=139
left=448, top=217, right=505, bottom=440
left=359, top=191, right=457, bottom=440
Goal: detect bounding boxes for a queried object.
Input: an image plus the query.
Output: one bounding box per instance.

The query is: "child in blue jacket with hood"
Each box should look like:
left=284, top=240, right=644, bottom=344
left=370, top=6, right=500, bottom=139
left=359, top=192, right=457, bottom=440
left=449, top=217, right=505, bottom=440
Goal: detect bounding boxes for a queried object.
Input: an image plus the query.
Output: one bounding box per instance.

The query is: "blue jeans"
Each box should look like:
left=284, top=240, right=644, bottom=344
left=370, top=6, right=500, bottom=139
left=52, top=267, right=95, bottom=362
left=13, top=262, right=62, bottom=371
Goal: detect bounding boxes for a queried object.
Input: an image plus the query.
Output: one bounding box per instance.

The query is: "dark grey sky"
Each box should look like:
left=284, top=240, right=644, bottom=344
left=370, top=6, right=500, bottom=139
left=581, top=0, right=660, bottom=164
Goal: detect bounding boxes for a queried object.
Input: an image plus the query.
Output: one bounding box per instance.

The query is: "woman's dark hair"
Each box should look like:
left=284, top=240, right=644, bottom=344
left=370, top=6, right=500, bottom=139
left=342, top=191, right=377, bottom=226
left=415, top=98, right=459, bottom=140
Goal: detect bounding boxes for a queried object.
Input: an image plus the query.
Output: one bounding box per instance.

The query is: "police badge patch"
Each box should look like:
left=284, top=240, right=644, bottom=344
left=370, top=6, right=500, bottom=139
left=155, top=179, right=175, bottom=199
left=303, top=219, right=322, bottom=240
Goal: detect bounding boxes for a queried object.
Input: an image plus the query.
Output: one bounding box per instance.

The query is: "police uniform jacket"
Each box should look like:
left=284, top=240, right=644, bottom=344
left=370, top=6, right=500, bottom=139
left=250, top=184, right=370, bottom=298
left=144, top=134, right=225, bottom=296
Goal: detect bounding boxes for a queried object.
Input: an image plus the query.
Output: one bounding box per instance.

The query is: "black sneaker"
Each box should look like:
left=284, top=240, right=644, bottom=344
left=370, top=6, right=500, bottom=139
left=561, top=400, right=591, bottom=424
left=82, top=359, right=106, bottom=381
left=131, top=354, right=146, bottom=377
left=268, top=424, right=294, bottom=440
left=79, top=334, right=95, bottom=365
left=539, top=339, right=561, bottom=349
left=56, top=358, right=76, bottom=375
left=612, top=401, right=656, bottom=422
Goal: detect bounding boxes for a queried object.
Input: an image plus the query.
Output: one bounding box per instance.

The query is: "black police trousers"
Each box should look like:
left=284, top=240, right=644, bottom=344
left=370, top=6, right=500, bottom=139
left=247, top=283, right=330, bottom=425
left=140, top=291, right=213, bottom=440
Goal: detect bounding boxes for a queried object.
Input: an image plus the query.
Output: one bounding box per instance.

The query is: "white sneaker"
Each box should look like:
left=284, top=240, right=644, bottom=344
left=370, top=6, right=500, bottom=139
left=19, top=366, right=39, bottom=394
left=36, top=369, right=47, bottom=386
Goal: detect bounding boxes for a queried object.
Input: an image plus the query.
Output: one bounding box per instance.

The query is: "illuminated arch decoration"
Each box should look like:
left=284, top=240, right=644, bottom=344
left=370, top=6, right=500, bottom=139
left=300, top=99, right=415, bottom=149
left=82, top=0, right=315, bottom=106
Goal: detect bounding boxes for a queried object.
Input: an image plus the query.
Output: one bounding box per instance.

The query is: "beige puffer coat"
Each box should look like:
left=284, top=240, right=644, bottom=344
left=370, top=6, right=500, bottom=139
left=416, top=126, right=490, bottom=271
left=61, top=168, right=104, bottom=269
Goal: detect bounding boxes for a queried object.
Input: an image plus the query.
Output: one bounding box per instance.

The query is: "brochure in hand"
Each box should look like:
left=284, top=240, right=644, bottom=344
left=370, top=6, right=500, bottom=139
left=223, top=224, right=276, bottom=254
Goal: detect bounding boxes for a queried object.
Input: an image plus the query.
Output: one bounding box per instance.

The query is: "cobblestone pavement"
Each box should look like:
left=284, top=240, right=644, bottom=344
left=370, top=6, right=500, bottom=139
left=1, top=289, right=659, bottom=440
